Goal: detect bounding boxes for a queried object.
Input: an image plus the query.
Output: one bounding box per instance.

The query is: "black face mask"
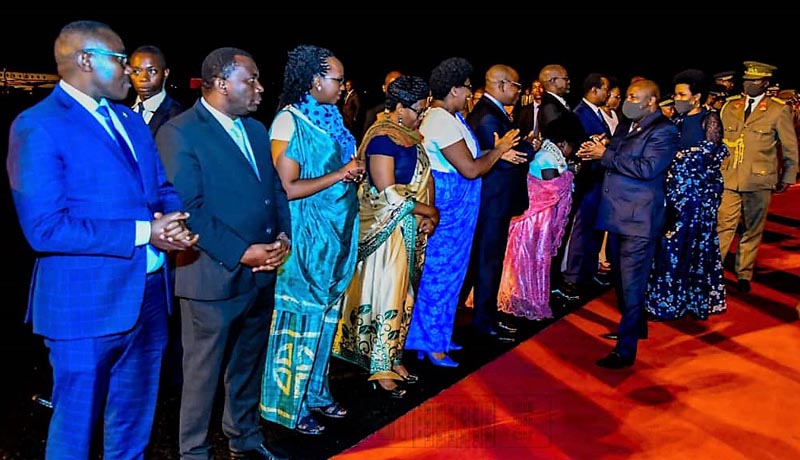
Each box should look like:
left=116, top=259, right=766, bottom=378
left=622, top=100, right=650, bottom=121
left=743, top=81, right=765, bottom=97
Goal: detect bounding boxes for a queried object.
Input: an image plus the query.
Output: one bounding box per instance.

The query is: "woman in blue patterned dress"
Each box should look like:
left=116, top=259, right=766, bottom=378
left=646, top=69, right=729, bottom=320
left=405, top=57, right=521, bottom=367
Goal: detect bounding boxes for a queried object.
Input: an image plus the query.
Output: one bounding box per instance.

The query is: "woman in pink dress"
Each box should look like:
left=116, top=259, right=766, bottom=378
left=497, top=118, right=582, bottom=320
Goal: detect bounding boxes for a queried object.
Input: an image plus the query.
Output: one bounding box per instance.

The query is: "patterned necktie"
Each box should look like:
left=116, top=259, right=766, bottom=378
left=96, top=105, right=141, bottom=181
left=230, top=119, right=260, bottom=180
left=744, top=98, right=754, bottom=120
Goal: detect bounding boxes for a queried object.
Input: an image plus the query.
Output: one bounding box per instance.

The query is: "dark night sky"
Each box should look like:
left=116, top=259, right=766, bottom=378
left=3, top=10, right=799, bottom=111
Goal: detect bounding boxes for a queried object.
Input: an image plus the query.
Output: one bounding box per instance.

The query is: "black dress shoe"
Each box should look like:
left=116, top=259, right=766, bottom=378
left=737, top=279, right=751, bottom=293
left=591, top=275, right=611, bottom=287
left=476, top=327, right=515, bottom=343
left=596, top=351, right=635, bottom=369
left=496, top=320, right=518, bottom=334
left=229, top=443, right=288, bottom=460
left=601, top=332, right=619, bottom=340
left=552, top=281, right=580, bottom=301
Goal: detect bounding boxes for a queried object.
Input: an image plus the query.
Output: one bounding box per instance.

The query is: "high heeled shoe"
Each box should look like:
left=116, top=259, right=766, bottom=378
left=370, top=381, right=406, bottom=399
left=417, top=351, right=459, bottom=368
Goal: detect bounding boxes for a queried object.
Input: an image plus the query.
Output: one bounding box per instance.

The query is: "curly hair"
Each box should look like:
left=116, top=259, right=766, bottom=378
left=201, top=47, right=252, bottom=90
left=279, top=44, right=335, bottom=107
left=672, top=69, right=710, bottom=102
left=386, top=75, right=429, bottom=110
left=429, top=57, right=473, bottom=100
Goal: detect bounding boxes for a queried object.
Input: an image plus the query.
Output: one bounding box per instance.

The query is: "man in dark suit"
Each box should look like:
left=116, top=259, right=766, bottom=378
left=577, top=79, right=679, bottom=368
left=7, top=20, right=198, bottom=459
left=341, top=79, right=362, bottom=139
left=130, top=43, right=187, bottom=393
left=156, top=47, right=290, bottom=460
left=463, top=64, right=538, bottom=342
left=534, top=64, right=589, bottom=300
left=561, top=73, right=612, bottom=296
left=130, top=45, right=184, bottom=136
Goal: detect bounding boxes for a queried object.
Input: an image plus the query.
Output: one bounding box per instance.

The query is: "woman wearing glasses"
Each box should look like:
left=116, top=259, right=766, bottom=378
left=260, top=44, right=363, bottom=436
left=333, top=75, right=438, bottom=398
left=405, top=57, right=521, bottom=367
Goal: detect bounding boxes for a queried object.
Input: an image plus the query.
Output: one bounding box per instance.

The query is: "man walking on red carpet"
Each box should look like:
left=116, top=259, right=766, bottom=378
left=576, top=79, right=678, bottom=368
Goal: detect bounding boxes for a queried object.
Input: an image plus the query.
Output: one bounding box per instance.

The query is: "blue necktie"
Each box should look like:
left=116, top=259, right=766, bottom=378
left=230, top=119, right=260, bottom=180
left=597, top=108, right=611, bottom=136
left=96, top=105, right=142, bottom=182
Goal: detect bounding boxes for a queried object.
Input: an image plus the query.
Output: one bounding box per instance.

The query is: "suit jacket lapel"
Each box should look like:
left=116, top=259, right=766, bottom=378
left=195, top=102, right=262, bottom=181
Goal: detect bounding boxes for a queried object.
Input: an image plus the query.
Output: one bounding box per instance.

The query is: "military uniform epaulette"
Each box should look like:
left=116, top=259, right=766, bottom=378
left=770, top=96, right=786, bottom=105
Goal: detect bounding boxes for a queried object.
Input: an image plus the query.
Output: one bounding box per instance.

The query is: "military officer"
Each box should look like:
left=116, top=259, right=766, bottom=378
left=714, top=70, right=737, bottom=94
left=718, top=61, right=798, bottom=293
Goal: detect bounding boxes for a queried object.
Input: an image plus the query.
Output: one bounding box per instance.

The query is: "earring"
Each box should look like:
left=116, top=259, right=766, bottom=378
left=397, top=114, right=403, bottom=126
left=316, top=85, right=322, bottom=91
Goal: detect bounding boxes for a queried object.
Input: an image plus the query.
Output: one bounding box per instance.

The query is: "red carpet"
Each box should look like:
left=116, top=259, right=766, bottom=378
left=335, top=187, right=800, bottom=460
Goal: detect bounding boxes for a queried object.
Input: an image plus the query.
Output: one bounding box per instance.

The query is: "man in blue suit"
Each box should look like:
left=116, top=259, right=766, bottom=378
left=463, top=64, right=537, bottom=342
left=577, top=79, right=679, bottom=368
left=156, top=47, right=290, bottom=460
left=6, top=20, right=198, bottom=459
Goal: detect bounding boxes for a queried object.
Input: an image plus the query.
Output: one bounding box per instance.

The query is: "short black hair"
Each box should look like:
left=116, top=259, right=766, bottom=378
left=132, top=45, right=167, bottom=68
left=279, top=44, right=335, bottom=107
left=429, top=57, right=472, bottom=100
left=582, top=73, right=607, bottom=95
left=201, top=47, right=252, bottom=89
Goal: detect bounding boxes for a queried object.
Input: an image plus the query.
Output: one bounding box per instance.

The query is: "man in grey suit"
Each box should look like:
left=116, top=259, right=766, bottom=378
left=577, top=79, right=679, bottom=369
left=156, top=47, right=290, bottom=460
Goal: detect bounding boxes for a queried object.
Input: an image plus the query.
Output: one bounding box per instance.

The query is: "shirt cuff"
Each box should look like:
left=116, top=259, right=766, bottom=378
left=135, top=220, right=151, bottom=246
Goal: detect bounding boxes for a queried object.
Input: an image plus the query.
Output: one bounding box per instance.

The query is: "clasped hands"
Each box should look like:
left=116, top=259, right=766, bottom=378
left=576, top=134, right=607, bottom=161
left=243, top=232, right=291, bottom=273
left=496, top=129, right=527, bottom=165
left=150, top=211, right=199, bottom=251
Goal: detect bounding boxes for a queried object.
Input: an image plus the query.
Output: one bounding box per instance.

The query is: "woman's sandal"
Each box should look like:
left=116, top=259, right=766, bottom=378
left=295, top=415, right=326, bottom=435
left=310, top=402, right=348, bottom=419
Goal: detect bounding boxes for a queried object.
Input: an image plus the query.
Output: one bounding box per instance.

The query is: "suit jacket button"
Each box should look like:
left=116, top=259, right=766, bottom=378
left=266, top=228, right=273, bottom=234
left=264, top=199, right=271, bottom=205
left=604, top=188, right=609, bottom=192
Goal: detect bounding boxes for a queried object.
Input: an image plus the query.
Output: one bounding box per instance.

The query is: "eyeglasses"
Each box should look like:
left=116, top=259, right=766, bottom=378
left=502, top=80, right=523, bottom=90
left=550, top=76, right=570, bottom=83
left=82, top=48, right=128, bottom=67
left=407, top=105, right=427, bottom=117
left=322, top=75, right=345, bottom=85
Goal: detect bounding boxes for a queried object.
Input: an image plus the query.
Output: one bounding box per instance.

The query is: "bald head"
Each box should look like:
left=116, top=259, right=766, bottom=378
left=539, top=64, right=569, bottom=95
left=382, top=70, right=403, bottom=95
left=629, top=79, right=660, bottom=105
left=55, top=20, right=122, bottom=78
left=53, top=20, right=130, bottom=101
left=485, top=64, right=521, bottom=104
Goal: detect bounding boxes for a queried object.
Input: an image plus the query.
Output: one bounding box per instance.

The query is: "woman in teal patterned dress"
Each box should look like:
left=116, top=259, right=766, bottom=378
left=260, top=45, right=363, bottom=436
